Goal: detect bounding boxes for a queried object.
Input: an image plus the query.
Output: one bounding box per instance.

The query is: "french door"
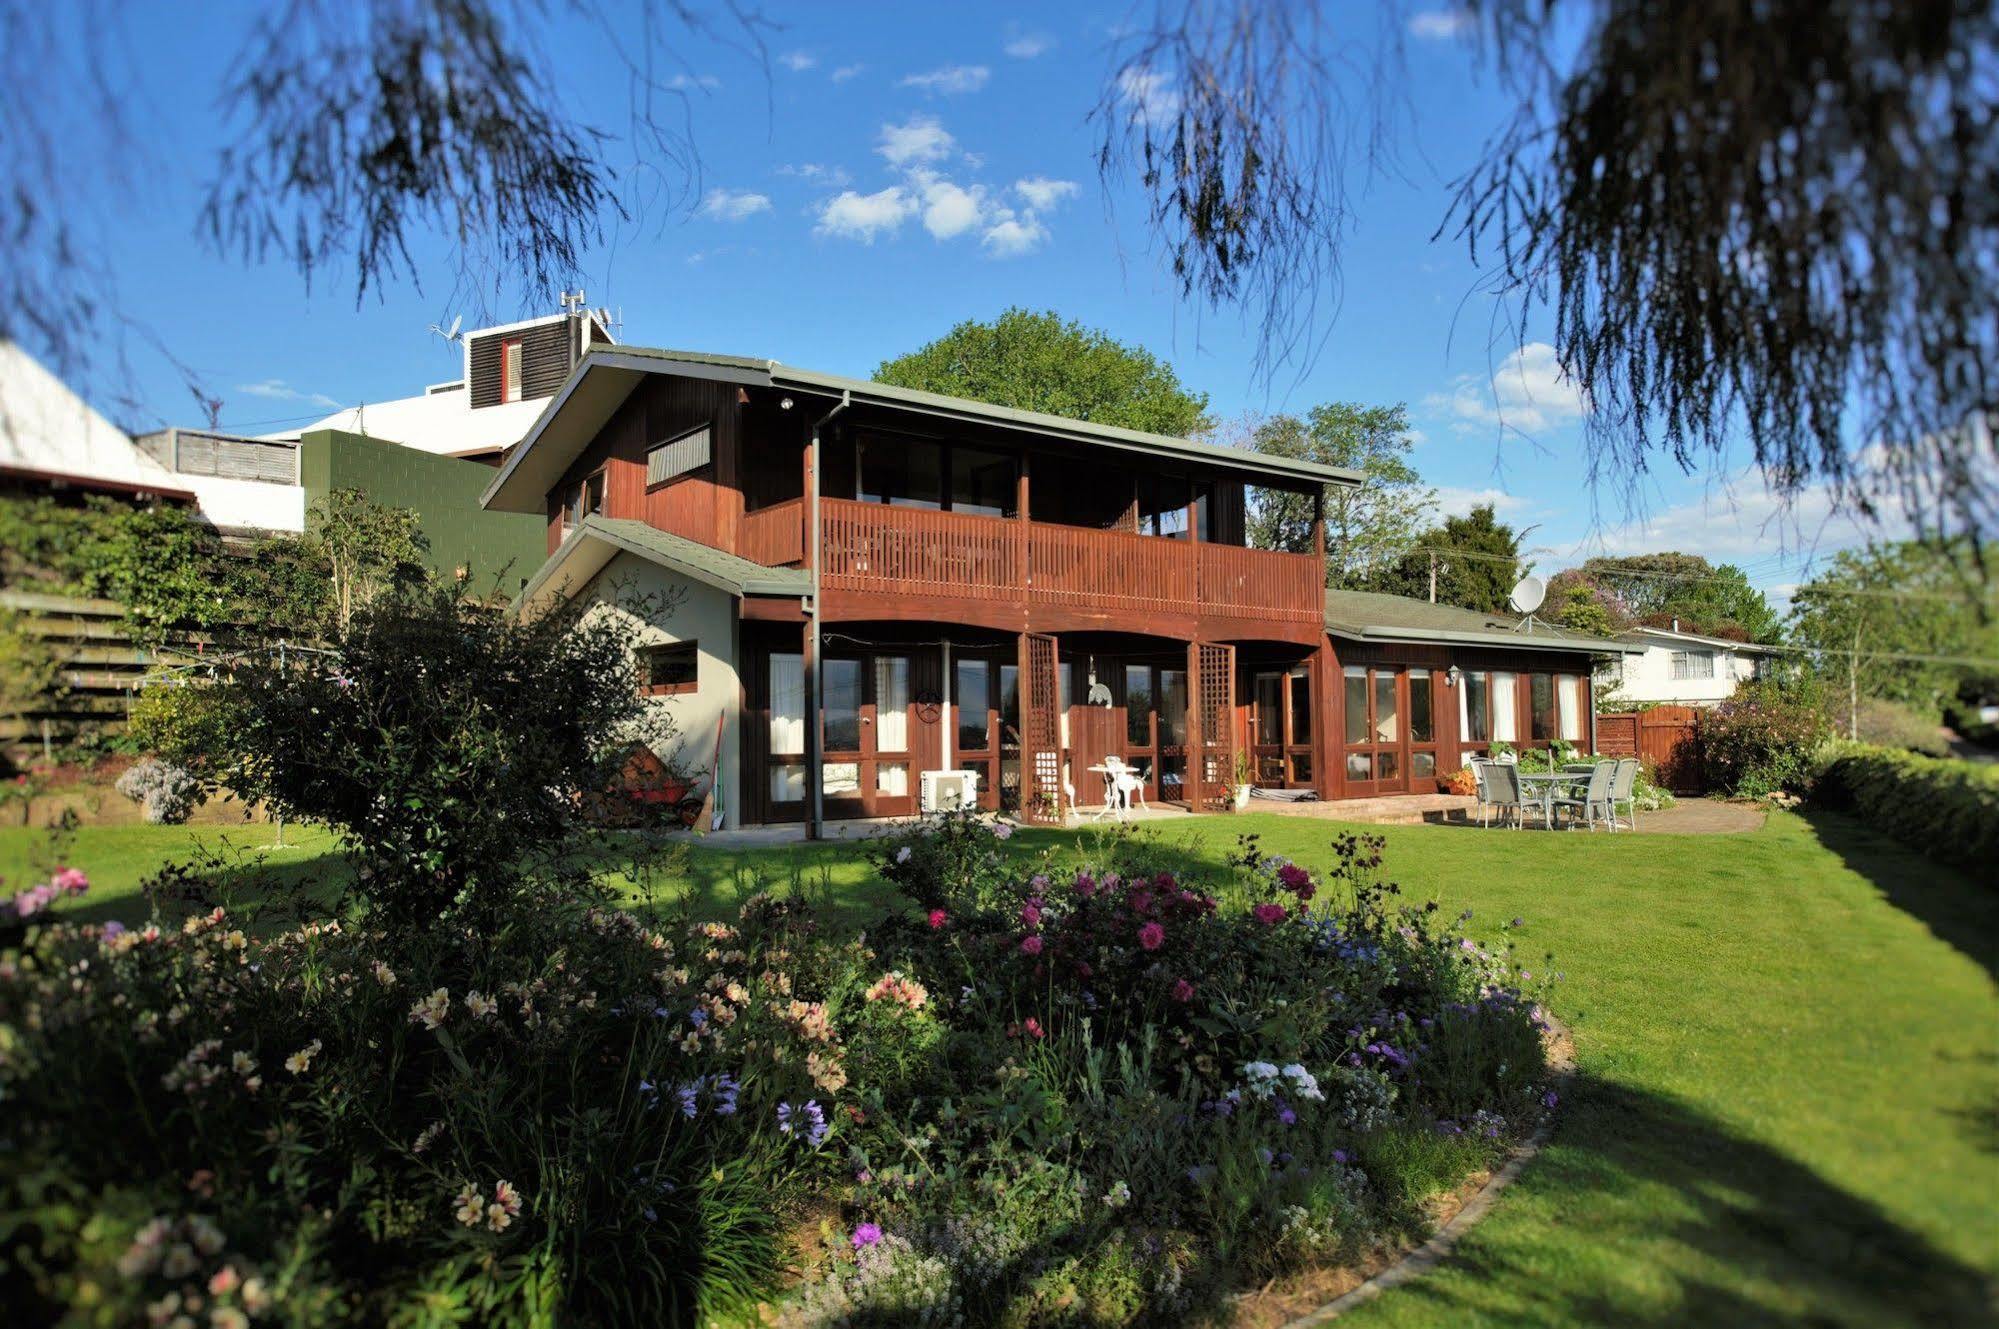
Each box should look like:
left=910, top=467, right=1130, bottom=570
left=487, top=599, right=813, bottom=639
left=1251, top=667, right=1314, bottom=788
left=1340, top=666, right=1440, bottom=796
left=819, top=653, right=917, bottom=818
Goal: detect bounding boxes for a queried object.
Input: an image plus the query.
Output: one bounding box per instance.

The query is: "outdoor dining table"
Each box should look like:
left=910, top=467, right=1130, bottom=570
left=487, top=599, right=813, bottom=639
left=1516, top=769, right=1590, bottom=829
left=1085, top=764, right=1126, bottom=822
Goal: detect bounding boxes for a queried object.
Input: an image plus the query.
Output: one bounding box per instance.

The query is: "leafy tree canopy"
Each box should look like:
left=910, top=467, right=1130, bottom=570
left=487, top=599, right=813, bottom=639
left=874, top=308, right=1210, bottom=438
left=1567, top=553, right=1784, bottom=643
left=1245, top=402, right=1435, bottom=589
left=1375, top=503, right=1522, bottom=614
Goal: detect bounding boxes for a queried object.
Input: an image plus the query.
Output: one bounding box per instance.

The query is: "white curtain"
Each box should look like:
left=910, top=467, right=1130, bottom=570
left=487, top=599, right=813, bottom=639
left=875, top=657, right=910, bottom=753
left=769, top=654, right=804, bottom=755
left=876, top=762, right=909, bottom=796
left=1558, top=675, right=1583, bottom=741
left=1491, top=672, right=1519, bottom=742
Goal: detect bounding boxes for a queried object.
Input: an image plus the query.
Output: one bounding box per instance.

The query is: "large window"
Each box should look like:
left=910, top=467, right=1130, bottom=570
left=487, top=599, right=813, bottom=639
left=1137, top=474, right=1190, bottom=538
left=1126, top=665, right=1154, bottom=746
left=1529, top=673, right=1557, bottom=742
left=1670, top=649, right=1716, bottom=680
left=949, top=447, right=1015, bottom=517
left=955, top=659, right=991, bottom=752
left=857, top=434, right=1018, bottom=515
left=822, top=659, right=862, bottom=752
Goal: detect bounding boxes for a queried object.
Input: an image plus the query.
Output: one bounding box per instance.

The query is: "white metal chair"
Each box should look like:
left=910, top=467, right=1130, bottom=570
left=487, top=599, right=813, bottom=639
left=1549, top=761, right=1616, bottom=831
left=1112, top=762, right=1150, bottom=817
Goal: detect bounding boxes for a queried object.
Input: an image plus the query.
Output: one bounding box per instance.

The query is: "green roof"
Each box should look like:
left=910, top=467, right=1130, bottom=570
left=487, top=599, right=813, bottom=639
left=482, top=345, right=1361, bottom=514
left=516, top=515, right=809, bottom=609
left=1324, top=588, right=1640, bottom=654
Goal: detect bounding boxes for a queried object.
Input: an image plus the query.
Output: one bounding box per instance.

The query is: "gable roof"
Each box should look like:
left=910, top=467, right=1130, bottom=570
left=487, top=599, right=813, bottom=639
left=0, top=341, right=197, bottom=502
left=1622, top=625, right=1784, bottom=654
left=481, top=345, right=1364, bottom=514
left=515, top=514, right=810, bottom=612
left=1324, top=588, right=1640, bottom=655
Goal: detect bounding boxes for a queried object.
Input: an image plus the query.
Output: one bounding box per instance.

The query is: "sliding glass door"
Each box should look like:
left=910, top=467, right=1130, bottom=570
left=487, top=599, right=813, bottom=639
left=1341, top=666, right=1438, bottom=795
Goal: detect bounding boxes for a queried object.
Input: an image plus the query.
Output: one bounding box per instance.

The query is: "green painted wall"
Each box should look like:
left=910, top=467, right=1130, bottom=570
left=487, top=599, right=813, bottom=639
left=298, top=430, right=547, bottom=596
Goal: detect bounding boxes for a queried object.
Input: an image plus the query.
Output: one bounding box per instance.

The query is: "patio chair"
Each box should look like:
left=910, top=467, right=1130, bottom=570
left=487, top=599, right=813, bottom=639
left=1469, top=758, right=1493, bottom=826
left=1111, top=762, right=1150, bottom=817
left=1608, top=757, right=1640, bottom=831
left=1549, top=761, right=1616, bottom=831
left=1480, top=759, right=1531, bottom=830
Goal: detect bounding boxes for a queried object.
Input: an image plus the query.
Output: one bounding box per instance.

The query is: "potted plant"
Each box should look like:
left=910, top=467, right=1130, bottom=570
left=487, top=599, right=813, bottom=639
left=1232, top=749, right=1254, bottom=811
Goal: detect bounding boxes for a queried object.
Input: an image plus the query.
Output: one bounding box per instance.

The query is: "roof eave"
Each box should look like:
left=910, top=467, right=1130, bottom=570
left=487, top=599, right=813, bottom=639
left=1328, top=623, right=1642, bottom=654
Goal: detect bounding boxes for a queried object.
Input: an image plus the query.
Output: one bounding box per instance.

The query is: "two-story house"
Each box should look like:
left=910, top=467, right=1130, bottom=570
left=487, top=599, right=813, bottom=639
left=484, top=344, right=1634, bottom=831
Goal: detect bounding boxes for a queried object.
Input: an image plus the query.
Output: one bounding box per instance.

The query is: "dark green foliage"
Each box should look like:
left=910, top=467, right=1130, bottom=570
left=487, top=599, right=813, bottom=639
left=206, top=583, right=678, bottom=929
left=1567, top=553, right=1783, bottom=643
left=874, top=308, right=1211, bottom=437
left=1812, top=744, right=1999, bottom=872
left=1374, top=504, right=1522, bottom=613
left=1700, top=677, right=1834, bottom=798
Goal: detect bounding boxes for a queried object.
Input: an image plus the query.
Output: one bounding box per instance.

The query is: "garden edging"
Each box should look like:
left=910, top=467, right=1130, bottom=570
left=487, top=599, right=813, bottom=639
left=1264, top=1015, right=1576, bottom=1327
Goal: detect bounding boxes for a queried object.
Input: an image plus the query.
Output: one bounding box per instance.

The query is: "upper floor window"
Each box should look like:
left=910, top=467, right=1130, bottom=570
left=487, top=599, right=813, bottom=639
left=646, top=425, right=712, bottom=487
left=1669, top=649, right=1715, bottom=680
left=1137, top=475, right=1190, bottom=538
left=501, top=338, right=523, bottom=403
left=561, top=471, right=605, bottom=533
left=856, top=434, right=1017, bottom=516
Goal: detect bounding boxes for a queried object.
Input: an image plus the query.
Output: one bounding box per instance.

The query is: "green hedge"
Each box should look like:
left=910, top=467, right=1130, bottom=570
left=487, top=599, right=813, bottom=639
left=1812, top=742, right=1999, bottom=870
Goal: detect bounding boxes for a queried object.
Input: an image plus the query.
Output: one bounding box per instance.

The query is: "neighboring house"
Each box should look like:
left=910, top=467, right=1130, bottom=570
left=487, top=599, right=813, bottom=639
left=487, top=343, right=1638, bottom=830
left=1, top=339, right=197, bottom=509
left=1596, top=623, right=1783, bottom=707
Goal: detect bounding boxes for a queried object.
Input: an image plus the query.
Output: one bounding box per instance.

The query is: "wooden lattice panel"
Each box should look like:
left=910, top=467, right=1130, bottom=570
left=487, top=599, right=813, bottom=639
left=1020, top=633, right=1064, bottom=823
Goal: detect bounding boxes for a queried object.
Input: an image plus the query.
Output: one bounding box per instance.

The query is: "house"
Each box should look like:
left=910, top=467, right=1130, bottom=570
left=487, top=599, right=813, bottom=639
left=486, top=343, right=1638, bottom=830
left=1597, top=623, right=1783, bottom=707
left=1, top=340, right=199, bottom=509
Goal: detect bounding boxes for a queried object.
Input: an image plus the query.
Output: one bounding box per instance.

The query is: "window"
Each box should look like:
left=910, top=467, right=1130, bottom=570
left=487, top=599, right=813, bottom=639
left=1529, top=674, right=1557, bottom=741
left=875, top=658, right=910, bottom=753
left=949, top=446, right=1016, bottom=517
left=646, top=425, right=711, bottom=487
left=1463, top=672, right=1491, bottom=743
left=1344, top=667, right=1369, bottom=744
left=501, top=339, right=523, bottom=404
left=1409, top=669, right=1434, bottom=743
left=955, top=659, right=991, bottom=752
left=561, top=471, right=605, bottom=533
left=1752, top=654, right=1775, bottom=680
left=1670, top=649, right=1716, bottom=680
left=1137, top=475, right=1191, bottom=538
left=1288, top=669, right=1312, bottom=745
left=1158, top=669, right=1187, bottom=744
left=639, top=642, right=697, bottom=696
left=858, top=435, right=944, bottom=510
left=1126, top=665, right=1154, bottom=746
left=823, top=660, right=862, bottom=752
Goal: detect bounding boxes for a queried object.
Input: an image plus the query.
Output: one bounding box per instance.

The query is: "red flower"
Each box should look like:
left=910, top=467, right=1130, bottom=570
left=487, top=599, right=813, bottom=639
left=1024, top=1017, right=1045, bottom=1039
left=1020, top=903, right=1042, bottom=927
left=1252, top=902, right=1286, bottom=926
left=1020, top=934, right=1044, bottom=957
left=1138, top=921, right=1166, bottom=951
left=1171, top=977, right=1195, bottom=1003
left=927, top=908, right=948, bottom=930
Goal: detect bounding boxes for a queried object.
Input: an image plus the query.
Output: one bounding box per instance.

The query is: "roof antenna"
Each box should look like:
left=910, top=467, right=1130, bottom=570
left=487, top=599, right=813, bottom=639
left=427, top=314, right=463, bottom=343
left=559, top=289, right=588, bottom=316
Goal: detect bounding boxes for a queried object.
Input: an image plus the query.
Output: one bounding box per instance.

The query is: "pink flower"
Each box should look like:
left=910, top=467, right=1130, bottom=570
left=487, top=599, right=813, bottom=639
left=1131, top=890, right=1155, bottom=915
left=1019, top=934, right=1043, bottom=957
left=851, top=1222, right=883, bottom=1249
left=1020, top=903, right=1042, bottom=928
left=1073, top=872, right=1097, bottom=898
left=1023, top=1017, right=1045, bottom=1039
left=927, top=909, right=948, bottom=930
left=52, top=867, right=88, bottom=896
left=1253, top=903, right=1286, bottom=926
left=1137, top=922, right=1165, bottom=951
left=1171, top=978, right=1195, bottom=1003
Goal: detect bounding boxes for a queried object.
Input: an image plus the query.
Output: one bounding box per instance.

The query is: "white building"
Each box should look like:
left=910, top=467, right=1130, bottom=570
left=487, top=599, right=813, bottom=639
left=1596, top=624, right=1783, bottom=707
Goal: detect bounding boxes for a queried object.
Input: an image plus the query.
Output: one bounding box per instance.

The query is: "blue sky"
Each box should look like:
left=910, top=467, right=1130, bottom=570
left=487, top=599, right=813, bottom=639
left=65, top=1, right=1895, bottom=602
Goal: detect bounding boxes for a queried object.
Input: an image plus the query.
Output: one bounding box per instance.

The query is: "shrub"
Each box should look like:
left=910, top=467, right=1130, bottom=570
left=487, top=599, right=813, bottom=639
left=1853, top=697, right=1950, bottom=757
left=1811, top=742, right=1999, bottom=871
left=200, top=582, right=682, bottom=929
left=1701, top=677, right=1833, bottom=797
left=113, top=757, right=204, bottom=824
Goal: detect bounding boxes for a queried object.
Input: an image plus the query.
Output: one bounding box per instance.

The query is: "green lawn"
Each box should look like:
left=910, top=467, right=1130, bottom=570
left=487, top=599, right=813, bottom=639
left=3, top=811, right=1994, bottom=1326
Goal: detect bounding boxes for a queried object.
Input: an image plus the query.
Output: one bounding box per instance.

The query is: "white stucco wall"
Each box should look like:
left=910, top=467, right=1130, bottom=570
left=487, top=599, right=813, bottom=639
left=1600, top=642, right=1763, bottom=706
left=182, top=476, right=307, bottom=534
left=581, top=551, right=742, bottom=825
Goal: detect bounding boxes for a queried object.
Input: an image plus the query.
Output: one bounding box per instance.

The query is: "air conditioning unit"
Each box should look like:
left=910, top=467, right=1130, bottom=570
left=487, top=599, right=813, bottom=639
left=920, top=769, right=981, bottom=812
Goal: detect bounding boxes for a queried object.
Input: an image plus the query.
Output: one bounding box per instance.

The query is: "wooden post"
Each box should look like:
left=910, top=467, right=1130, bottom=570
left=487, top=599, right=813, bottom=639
left=1311, top=487, right=1326, bottom=562
left=803, top=427, right=821, bottom=840
left=1185, top=639, right=1202, bottom=811
left=1017, top=453, right=1031, bottom=603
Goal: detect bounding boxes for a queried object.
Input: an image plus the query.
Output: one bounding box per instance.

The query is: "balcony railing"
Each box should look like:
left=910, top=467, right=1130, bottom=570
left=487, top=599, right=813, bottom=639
left=744, top=498, right=1321, bottom=624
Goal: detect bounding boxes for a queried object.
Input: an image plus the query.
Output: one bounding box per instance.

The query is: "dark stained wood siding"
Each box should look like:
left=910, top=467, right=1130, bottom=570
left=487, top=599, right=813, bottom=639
left=469, top=319, right=576, bottom=408
left=546, top=375, right=744, bottom=554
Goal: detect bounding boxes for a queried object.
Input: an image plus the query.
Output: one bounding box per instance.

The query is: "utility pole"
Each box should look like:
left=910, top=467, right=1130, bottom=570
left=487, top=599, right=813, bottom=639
left=1428, top=551, right=1437, bottom=604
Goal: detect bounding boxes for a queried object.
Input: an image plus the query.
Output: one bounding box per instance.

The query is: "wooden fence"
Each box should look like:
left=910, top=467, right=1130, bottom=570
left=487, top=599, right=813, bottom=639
left=1597, top=704, right=1704, bottom=792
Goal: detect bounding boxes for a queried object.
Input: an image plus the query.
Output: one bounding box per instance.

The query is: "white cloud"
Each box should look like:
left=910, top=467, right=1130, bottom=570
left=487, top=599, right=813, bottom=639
left=830, top=63, right=865, bottom=83
left=900, top=64, right=990, bottom=95
left=982, top=213, right=1048, bottom=258
left=815, top=186, right=917, bottom=242
left=778, top=50, right=816, bottom=72
left=698, top=188, right=771, bottom=222
left=238, top=379, right=338, bottom=408
left=877, top=115, right=956, bottom=166
left=1408, top=9, right=1473, bottom=40
left=915, top=175, right=987, bottom=239
left=1115, top=66, right=1181, bottom=126
left=1004, top=30, right=1054, bottom=59
left=1428, top=342, right=1589, bottom=436
left=1013, top=176, right=1078, bottom=211
left=778, top=162, right=852, bottom=187
left=666, top=72, right=719, bottom=90
left=1585, top=471, right=1909, bottom=563
left=1433, top=485, right=1531, bottom=519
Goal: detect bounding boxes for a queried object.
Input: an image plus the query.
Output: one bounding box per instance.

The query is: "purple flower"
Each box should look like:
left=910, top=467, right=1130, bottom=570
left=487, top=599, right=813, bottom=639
left=1277, top=1104, right=1297, bottom=1126
left=711, top=1074, right=740, bottom=1116
left=676, top=1083, right=700, bottom=1118
left=1542, top=1090, right=1559, bottom=1109
left=778, top=1099, right=829, bottom=1149
left=688, top=1009, right=708, bottom=1030
left=851, top=1222, right=883, bottom=1249
left=101, top=920, right=127, bottom=940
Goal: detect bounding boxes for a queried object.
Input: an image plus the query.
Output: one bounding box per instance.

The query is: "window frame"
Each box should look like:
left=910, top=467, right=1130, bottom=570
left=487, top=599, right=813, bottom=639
left=638, top=641, right=699, bottom=697
left=501, top=338, right=523, bottom=404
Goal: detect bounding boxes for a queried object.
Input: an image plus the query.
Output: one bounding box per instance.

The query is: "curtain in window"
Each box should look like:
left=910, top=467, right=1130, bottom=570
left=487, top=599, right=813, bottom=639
left=1558, top=674, right=1583, bottom=741
left=1491, top=672, right=1519, bottom=742
left=769, top=654, right=804, bottom=755
left=875, top=657, right=910, bottom=753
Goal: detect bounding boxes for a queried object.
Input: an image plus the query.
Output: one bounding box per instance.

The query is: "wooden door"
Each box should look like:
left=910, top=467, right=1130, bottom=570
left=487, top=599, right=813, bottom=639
left=1340, top=665, right=1409, bottom=795
left=820, top=651, right=920, bottom=818
left=1251, top=667, right=1315, bottom=788
left=1189, top=642, right=1237, bottom=811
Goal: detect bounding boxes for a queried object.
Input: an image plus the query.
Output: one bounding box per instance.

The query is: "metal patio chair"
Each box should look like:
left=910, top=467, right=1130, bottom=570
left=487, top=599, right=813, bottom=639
left=1550, top=761, right=1616, bottom=831
left=1608, top=757, right=1641, bottom=831
left=1481, top=759, right=1531, bottom=830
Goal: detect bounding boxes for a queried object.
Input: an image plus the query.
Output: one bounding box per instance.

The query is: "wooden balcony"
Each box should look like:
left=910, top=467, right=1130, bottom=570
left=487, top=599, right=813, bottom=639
left=744, top=498, right=1324, bottom=630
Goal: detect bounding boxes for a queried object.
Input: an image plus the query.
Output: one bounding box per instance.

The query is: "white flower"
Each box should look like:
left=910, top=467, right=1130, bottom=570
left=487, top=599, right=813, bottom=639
left=410, top=987, right=450, bottom=1030
left=895, top=846, right=912, bottom=864
left=464, top=990, right=498, bottom=1020
left=284, top=1038, right=322, bottom=1075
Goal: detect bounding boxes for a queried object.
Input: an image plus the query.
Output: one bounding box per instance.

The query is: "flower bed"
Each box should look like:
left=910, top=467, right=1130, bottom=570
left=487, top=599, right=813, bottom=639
left=1, top=821, right=1558, bottom=1326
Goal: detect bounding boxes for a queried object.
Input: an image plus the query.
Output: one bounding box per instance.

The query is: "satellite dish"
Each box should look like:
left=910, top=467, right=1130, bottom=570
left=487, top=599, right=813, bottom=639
left=427, top=314, right=463, bottom=344
left=1508, top=574, right=1546, bottom=616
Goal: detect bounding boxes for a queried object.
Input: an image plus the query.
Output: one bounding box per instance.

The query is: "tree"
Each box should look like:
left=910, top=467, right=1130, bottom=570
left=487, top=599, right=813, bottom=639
left=309, top=489, right=430, bottom=635
left=1554, top=584, right=1615, bottom=638
left=1095, top=2, right=1999, bottom=539
left=1573, top=553, right=1783, bottom=643
left=1789, top=541, right=1999, bottom=736
left=1376, top=504, right=1522, bottom=613
left=1245, top=403, right=1435, bottom=588
left=874, top=309, right=1210, bottom=437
